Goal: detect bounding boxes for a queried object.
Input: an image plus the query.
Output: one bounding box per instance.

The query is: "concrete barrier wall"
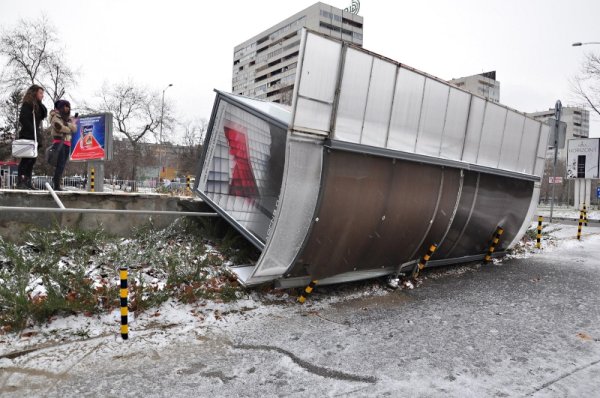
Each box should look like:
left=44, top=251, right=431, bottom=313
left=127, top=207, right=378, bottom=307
left=0, top=190, right=212, bottom=242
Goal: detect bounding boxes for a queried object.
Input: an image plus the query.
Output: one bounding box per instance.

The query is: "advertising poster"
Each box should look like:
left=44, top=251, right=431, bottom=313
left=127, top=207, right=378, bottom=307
left=566, top=138, right=599, bottom=179
left=70, top=113, right=113, bottom=161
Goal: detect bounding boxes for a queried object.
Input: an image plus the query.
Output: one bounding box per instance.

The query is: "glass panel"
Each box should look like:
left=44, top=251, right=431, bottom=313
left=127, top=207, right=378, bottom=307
left=201, top=101, right=287, bottom=243
left=498, top=111, right=525, bottom=171
left=462, top=96, right=485, bottom=164
left=297, top=33, right=341, bottom=103
left=534, top=124, right=550, bottom=176
left=415, top=78, right=449, bottom=156
left=227, top=94, right=291, bottom=125
left=477, top=102, right=507, bottom=168
left=253, top=139, right=323, bottom=277
left=517, top=118, right=541, bottom=174
left=294, top=97, right=332, bottom=133
left=387, top=67, right=425, bottom=152
left=361, top=59, right=396, bottom=148
left=440, top=88, right=470, bottom=160
left=334, top=49, right=373, bottom=143
left=537, top=124, right=550, bottom=159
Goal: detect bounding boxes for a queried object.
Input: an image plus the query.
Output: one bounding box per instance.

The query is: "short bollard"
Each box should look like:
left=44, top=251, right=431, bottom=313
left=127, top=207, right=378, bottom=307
left=583, top=204, right=588, bottom=227
left=120, top=267, right=129, bottom=340
left=577, top=210, right=584, bottom=240
left=484, top=226, right=504, bottom=263
left=186, top=175, right=191, bottom=191
left=536, top=216, right=543, bottom=249
left=412, top=243, right=438, bottom=279
left=90, top=167, right=95, bottom=193
left=297, top=280, right=318, bottom=304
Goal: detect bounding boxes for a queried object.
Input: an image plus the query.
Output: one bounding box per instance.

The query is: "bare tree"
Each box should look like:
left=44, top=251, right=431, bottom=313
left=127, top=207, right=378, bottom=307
left=572, top=52, right=600, bottom=117
left=0, top=16, right=55, bottom=87
left=0, top=89, right=23, bottom=160
left=43, top=52, right=77, bottom=103
left=0, top=16, right=77, bottom=105
left=95, top=81, right=173, bottom=184
left=176, top=118, right=207, bottom=174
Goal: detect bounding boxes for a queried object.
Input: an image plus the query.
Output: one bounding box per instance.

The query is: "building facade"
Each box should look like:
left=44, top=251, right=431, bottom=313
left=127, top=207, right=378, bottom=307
left=527, top=106, right=591, bottom=206
left=528, top=107, right=590, bottom=160
left=448, top=71, right=500, bottom=103
left=232, top=2, right=363, bottom=104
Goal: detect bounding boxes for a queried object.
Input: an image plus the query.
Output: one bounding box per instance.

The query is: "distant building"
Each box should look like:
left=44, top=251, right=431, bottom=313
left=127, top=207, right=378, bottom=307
left=232, top=2, right=364, bottom=105
left=528, top=107, right=590, bottom=159
left=449, top=71, right=500, bottom=103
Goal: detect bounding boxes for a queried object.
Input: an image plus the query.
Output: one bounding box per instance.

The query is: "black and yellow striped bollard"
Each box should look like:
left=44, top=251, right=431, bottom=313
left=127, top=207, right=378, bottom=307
left=536, top=216, right=543, bottom=249
left=577, top=210, right=584, bottom=240
left=412, top=243, right=438, bottom=279
left=297, top=280, right=318, bottom=304
left=484, top=226, right=504, bottom=263
left=120, top=267, right=129, bottom=340
left=583, top=204, right=588, bottom=227
left=186, top=175, right=191, bottom=191
left=90, top=167, right=95, bottom=192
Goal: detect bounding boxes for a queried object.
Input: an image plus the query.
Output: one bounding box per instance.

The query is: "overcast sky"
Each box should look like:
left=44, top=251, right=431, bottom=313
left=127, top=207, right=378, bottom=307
left=1, top=0, right=599, bottom=137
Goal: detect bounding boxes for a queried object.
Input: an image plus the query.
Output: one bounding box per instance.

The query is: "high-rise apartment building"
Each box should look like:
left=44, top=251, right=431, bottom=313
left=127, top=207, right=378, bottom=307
left=232, top=2, right=363, bottom=104
left=449, top=71, right=500, bottom=103
left=528, top=107, right=590, bottom=159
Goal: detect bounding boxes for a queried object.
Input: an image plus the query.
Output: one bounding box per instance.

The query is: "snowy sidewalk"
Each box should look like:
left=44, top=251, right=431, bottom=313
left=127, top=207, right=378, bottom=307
left=1, top=224, right=599, bottom=397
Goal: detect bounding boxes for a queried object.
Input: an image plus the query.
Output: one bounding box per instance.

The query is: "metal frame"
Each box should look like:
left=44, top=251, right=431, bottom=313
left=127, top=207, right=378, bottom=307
left=274, top=251, right=507, bottom=289
left=324, top=139, right=540, bottom=182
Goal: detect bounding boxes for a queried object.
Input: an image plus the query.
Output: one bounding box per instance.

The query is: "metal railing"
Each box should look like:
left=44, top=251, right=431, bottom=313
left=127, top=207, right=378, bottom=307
left=0, top=175, right=195, bottom=194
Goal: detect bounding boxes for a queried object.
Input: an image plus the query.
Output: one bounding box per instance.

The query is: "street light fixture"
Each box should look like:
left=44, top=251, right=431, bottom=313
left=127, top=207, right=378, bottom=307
left=159, top=83, right=173, bottom=178
left=572, top=42, right=600, bottom=47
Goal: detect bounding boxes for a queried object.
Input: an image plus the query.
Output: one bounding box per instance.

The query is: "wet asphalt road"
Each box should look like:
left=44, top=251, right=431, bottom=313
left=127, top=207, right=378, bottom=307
left=1, top=230, right=599, bottom=397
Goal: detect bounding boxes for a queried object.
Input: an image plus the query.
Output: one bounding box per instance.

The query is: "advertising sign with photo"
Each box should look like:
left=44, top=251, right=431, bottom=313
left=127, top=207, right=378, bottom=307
left=70, top=113, right=113, bottom=161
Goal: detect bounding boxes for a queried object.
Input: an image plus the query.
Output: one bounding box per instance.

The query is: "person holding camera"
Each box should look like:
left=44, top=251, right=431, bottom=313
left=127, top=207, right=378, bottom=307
left=16, top=84, right=47, bottom=190
left=49, top=99, right=77, bottom=191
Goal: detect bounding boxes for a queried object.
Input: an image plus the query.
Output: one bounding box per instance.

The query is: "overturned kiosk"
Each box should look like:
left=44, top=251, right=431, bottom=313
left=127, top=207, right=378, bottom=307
left=195, top=29, right=549, bottom=288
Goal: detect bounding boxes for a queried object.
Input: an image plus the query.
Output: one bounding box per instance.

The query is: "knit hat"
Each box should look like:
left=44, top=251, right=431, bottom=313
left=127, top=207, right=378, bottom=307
left=54, top=99, right=71, bottom=110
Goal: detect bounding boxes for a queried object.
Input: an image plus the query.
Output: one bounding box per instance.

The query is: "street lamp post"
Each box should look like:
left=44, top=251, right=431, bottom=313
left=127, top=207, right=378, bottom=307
left=549, top=100, right=561, bottom=223
left=159, top=83, right=173, bottom=178
left=572, top=42, right=600, bottom=47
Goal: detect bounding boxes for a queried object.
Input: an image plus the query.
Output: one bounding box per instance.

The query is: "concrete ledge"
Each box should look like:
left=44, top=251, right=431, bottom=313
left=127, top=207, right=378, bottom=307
left=0, top=190, right=212, bottom=241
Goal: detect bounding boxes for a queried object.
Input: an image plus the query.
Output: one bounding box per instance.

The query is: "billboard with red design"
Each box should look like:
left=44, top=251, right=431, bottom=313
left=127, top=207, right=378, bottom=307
left=70, top=113, right=113, bottom=161
left=199, top=100, right=287, bottom=244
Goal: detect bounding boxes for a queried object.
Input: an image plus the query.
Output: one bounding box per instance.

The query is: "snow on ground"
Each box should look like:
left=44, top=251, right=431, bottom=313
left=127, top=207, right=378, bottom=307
left=1, top=221, right=599, bottom=397
left=536, top=205, right=599, bottom=220
left=2, top=221, right=597, bottom=360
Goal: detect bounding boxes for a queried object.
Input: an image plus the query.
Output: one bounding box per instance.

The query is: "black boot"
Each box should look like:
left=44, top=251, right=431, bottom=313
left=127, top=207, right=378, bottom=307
left=16, top=175, right=28, bottom=189
left=25, top=177, right=37, bottom=190
left=53, top=178, right=63, bottom=191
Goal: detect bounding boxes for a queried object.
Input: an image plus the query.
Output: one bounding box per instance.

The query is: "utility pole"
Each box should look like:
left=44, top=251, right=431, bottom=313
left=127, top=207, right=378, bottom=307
left=159, top=83, right=173, bottom=180
left=549, top=100, right=561, bottom=223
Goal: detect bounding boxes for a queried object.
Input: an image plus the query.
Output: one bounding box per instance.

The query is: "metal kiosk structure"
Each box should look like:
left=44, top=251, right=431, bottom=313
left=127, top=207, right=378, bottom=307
left=196, top=29, right=549, bottom=288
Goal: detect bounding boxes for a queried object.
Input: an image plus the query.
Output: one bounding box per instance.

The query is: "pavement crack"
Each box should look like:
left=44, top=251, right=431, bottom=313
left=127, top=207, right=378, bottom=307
left=526, top=358, right=600, bottom=396
left=233, top=344, right=376, bottom=384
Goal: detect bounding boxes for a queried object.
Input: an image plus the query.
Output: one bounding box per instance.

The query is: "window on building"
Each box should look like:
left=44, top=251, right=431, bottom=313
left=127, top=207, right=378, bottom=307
left=320, top=21, right=341, bottom=32
left=342, top=18, right=363, bottom=29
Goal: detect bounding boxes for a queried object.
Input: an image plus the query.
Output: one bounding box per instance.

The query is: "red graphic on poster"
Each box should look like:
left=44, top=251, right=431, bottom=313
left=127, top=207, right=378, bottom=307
left=224, top=125, right=258, bottom=197
left=71, top=131, right=106, bottom=161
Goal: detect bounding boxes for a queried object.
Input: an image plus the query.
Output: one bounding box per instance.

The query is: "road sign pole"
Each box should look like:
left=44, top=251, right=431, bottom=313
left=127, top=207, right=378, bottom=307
left=550, top=100, right=562, bottom=223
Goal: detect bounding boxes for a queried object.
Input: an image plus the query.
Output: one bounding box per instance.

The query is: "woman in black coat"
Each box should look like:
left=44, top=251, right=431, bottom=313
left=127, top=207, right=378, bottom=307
left=16, top=84, right=47, bottom=189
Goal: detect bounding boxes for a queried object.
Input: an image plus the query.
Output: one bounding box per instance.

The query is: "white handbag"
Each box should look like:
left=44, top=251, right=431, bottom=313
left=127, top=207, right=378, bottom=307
left=12, top=109, right=38, bottom=158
